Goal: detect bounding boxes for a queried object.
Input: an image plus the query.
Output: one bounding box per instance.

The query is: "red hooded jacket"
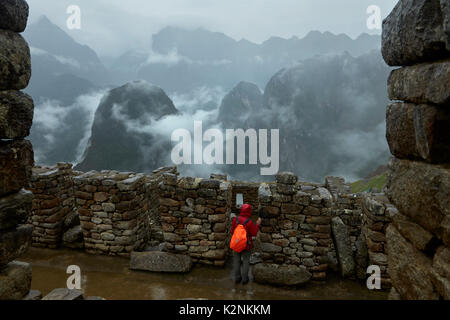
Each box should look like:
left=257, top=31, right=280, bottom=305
left=230, top=204, right=260, bottom=251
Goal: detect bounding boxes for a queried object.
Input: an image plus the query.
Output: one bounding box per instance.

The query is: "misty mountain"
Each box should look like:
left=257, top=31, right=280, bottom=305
left=26, top=16, right=390, bottom=182
left=74, top=51, right=391, bottom=182
left=216, top=50, right=392, bottom=182
left=217, top=81, right=263, bottom=127
left=23, top=16, right=109, bottom=88
left=75, top=81, right=179, bottom=172
left=114, top=27, right=382, bottom=93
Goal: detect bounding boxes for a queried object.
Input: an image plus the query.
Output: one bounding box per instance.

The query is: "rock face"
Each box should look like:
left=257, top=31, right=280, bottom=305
left=130, top=251, right=193, bottom=273
left=0, top=261, right=32, bottom=300
left=252, top=263, right=312, bottom=286
left=331, top=217, right=355, bottom=278
left=0, top=0, right=29, bottom=33
left=0, top=0, right=35, bottom=300
left=0, top=30, right=31, bottom=90
left=383, top=0, right=449, bottom=300
left=0, top=90, right=34, bottom=139
left=382, top=0, right=450, bottom=66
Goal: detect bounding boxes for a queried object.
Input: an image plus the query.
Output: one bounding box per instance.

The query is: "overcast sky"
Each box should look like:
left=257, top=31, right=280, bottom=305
left=27, top=0, right=398, bottom=57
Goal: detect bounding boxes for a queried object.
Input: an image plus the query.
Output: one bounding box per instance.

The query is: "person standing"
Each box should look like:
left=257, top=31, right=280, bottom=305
left=230, top=204, right=261, bottom=285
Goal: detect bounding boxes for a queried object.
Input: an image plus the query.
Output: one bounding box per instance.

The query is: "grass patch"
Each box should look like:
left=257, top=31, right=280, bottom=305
left=351, top=173, right=387, bottom=193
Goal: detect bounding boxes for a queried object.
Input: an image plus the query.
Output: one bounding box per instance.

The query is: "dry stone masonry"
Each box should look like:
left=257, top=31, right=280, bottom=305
left=158, top=174, right=232, bottom=266
left=230, top=181, right=260, bottom=214
left=0, top=0, right=34, bottom=300
left=29, top=163, right=76, bottom=248
left=73, top=170, right=150, bottom=257
left=254, top=172, right=333, bottom=284
left=382, top=0, right=450, bottom=300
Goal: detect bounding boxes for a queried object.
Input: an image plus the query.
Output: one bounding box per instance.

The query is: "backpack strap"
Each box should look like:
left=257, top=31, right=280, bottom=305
left=235, top=217, right=251, bottom=226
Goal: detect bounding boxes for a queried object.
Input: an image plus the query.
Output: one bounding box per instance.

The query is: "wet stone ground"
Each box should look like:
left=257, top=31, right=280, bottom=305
left=21, top=248, right=387, bottom=300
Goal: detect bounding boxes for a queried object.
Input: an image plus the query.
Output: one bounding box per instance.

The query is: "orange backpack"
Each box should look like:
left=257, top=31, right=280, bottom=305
left=230, top=218, right=250, bottom=253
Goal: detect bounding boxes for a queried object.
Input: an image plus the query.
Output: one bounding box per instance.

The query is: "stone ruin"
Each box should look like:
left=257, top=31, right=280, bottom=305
left=0, top=0, right=35, bottom=300
left=1, top=0, right=448, bottom=301
left=29, top=164, right=76, bottom=248
left=381, top=0, right=450, bottom=300
left=27, top=164, right=396, bottom=289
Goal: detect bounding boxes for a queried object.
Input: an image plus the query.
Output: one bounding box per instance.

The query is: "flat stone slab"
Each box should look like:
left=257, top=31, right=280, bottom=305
left=252, top=263, right=312, bottom=286
left=23, top=289, right=42, bottom=300
left=130, top=251, right=193, bottom=273
left=42, top=288, right=84, bottom=300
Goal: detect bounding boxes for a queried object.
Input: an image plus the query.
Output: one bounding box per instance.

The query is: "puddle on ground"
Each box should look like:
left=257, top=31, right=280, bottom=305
left=20, top=248, right=387, bottom=300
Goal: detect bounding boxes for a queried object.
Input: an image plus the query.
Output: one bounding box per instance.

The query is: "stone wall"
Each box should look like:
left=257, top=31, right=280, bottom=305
left=230, top=181, right=260, bottom=214
left=158, top=174, right=232, bottom=266
left=0, top=0, right=34, bottom=300
left=382, top=0, right=450, bottom=300
left=256, top=172, right=333, bottom=282
left=29, top=163, right=76, bottom=248
left=73, top=171, right=150, bottom=257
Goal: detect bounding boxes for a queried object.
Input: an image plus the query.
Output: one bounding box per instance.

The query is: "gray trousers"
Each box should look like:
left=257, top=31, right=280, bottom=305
left=233, top=250, right=251, bottom=282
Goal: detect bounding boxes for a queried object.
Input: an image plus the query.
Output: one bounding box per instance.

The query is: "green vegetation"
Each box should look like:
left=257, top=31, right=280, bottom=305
left=351, top=173, right=387, bottom=193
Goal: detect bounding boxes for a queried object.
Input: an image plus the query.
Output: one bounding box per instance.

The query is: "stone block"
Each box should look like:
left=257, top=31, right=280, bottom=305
left=0, top=261, right=31, bottom=300
left=388, top=60, right=450, bottom=105
left=385, top=158, right=450, bottom=235
left=0, top=30, right=31, bottom=90
left=42, top=288, right=84, bottom=300
left=0, top=225, right=32, bottom=265
left=252, top=263, right=312, bottom=286
left=0, top=0, right=29, bottom=32
left=130, top=251, right=192, bottom=273
left=0, top=188, right=32, bottom=230
left=0, top=90, right=34, bottom=139
left=386, top=103, right=450, bottom=162
left=382, top=0, right=450, bottom=66
left=0, top=139, right=33, bottom=197
left=386, top=224, right=439, bottom=300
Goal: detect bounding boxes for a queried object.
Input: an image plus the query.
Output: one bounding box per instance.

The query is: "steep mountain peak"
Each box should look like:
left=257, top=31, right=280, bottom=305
left=36, top=15, right=52, bottom=25
left=217, top=81, right=263, bottom=126
left=24, top=16, right=108, bottom=84
left=75, top=80, right=178, bottom=172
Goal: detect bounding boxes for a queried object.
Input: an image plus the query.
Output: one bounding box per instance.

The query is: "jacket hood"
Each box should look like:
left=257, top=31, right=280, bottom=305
left=240, top=204, right=252, bottom=218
